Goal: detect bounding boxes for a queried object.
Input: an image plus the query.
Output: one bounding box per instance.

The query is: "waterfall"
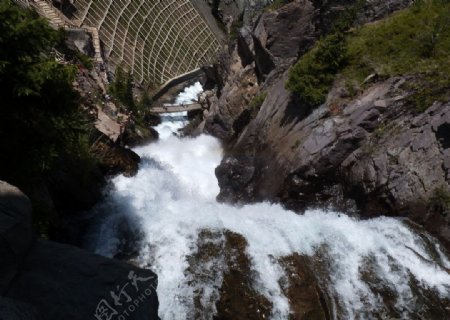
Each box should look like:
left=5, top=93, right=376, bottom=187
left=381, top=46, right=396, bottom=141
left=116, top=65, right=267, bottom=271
left=86, top=83, right=450, bottom=320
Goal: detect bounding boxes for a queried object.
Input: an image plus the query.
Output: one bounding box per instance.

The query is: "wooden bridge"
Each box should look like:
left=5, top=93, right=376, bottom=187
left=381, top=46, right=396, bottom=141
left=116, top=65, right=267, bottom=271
left=150, top=103, right=203, bottom=114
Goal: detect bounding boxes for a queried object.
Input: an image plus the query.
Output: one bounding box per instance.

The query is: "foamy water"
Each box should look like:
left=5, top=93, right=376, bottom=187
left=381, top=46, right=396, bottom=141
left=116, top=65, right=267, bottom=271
left=87, top=84, right=450, bottom=319
left=153, top=81, right=202, bottom=139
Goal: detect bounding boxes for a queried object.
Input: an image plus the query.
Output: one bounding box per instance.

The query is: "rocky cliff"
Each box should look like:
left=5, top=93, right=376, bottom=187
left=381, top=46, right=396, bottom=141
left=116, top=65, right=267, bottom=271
left=0, top=180, right=159, bottom=320
left=199, top=0, right=450, bottom=249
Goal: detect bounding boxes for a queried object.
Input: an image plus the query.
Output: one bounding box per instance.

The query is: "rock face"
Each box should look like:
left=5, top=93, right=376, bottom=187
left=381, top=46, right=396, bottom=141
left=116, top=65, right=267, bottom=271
left=216, top=72, right=450, bottom=246
left=0, top=296, right=39, bottom=320
left=202, top=0, right=450, bottom=248
left=0, top=181, right=159, bottom=320
left=204, top=0, right=414, bottom=142
left=92, top=133, right=141, bottom=177
left=0, top=181, right=32, bottom=295
left=204, top=0, right=270, bottom=28
left=65, top=28, right=95, bottom=57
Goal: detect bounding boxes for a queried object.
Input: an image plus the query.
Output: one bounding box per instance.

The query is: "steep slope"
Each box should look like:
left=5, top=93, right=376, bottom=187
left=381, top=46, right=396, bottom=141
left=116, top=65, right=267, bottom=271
left=200, top=0, right=450, bottom=248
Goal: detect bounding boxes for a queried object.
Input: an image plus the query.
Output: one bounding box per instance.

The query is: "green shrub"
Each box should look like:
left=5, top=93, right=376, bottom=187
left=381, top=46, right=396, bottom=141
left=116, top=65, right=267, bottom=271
left=286, top=32, right=347, bottom=109
left=286, top=0, right=450, bottom=112
left=74, top=51, right=93, bottom=70
left=248, top=92, right=267, bottom=109
left=0, top=0, right=100, bottom=236
left=285, top=0, right=365, bottom=109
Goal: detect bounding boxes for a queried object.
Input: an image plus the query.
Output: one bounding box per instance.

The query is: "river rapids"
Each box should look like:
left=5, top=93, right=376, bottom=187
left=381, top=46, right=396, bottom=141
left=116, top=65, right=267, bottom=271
left=86, top=83, right=450, bottom=319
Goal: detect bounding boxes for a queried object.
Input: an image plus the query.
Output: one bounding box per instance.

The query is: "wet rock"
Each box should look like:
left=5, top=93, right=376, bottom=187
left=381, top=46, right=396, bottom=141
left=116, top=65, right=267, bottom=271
left=214, top=71, right=450, bottom=248
left=216, top=156, right=256, bottom=203
left=214, top=231, right=272, bottom=320
left=92, top=136, right=141, bottom=177
left=121, top=124, right=159, bottom=148
left=204, top=0, right=412, bottom=141
left=6, top=239, right=159, bottom=320
left=204, top=48, right=260, bottom=141
left=205, top=0, right=270, bottom=27
left=184, top=230, right=273, bottom=319
left=203, top=0, right=445, bottom=249
left=279, top=254, right=331, bottom=319
left=236, top=27, right=255, bottom=67
left=46, top=158, right=105, bottom=214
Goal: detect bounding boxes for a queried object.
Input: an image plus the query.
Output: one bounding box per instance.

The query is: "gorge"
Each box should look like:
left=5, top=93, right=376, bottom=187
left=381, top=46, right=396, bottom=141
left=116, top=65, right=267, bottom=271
left=86, top=83, right=450, bottom=319
left=1, top=0, right=450, bottom=319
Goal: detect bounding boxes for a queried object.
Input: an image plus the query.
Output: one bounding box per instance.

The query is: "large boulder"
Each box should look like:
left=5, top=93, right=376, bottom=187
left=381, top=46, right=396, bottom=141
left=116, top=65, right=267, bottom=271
left=253, top=0, right=316, bottom=62
left=0, top=181, right=32, bottom=295
left=6, top=239, right=159, bottom=320
left=0, top=181, right=160, bottom=320
left=0, top=297, right=39, bottom=320
left=92, top=135, right=141, bottom=177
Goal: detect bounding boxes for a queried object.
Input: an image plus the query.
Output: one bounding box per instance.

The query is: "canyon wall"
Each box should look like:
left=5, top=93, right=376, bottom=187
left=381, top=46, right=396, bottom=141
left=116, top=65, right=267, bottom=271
left=200, top=0, right=450, bottom=249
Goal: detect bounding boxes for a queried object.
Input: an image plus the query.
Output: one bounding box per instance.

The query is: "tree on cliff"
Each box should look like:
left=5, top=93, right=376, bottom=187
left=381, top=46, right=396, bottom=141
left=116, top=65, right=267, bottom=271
left=110, top=64, right=136, bottom=112
left=0, top=1, right=91, bottom=187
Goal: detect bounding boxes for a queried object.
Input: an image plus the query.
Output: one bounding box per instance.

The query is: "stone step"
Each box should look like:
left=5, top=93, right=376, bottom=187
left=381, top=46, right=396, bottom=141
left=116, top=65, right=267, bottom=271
left=33, top=0, right=66, bottom=27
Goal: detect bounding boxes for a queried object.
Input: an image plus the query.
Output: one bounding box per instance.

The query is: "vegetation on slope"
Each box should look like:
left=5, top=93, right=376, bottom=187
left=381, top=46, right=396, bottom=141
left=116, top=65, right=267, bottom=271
left=286, top=32, right=347, bottom=109
left=248, top=92, right=267, bottom=110
left=108, top=64, right=156, bottom=145
left=0, top=0, right=101, bottom=235
left=287, top=0, right=450, bottom=112
left=0, top=0, right=94, bottom=182
left=109, top=64, right=136, bottom=112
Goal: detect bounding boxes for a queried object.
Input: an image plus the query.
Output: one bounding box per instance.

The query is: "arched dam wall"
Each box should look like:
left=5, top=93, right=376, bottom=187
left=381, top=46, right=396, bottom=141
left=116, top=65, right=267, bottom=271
left=17, top=0, right=222, bottom=85
left=71, top=0, right=221, bottom=84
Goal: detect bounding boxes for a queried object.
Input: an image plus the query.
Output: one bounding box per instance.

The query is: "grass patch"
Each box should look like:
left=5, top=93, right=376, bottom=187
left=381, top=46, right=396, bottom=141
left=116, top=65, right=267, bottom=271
left=344, top=0, right=450, bottom=111
left=286, top=0, right=450, bottom=112
left=286, top=32, right=347, bottom=109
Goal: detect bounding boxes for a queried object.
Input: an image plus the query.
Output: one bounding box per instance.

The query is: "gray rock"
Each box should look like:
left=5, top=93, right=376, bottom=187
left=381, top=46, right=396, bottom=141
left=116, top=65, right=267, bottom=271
left=6, top=239, right=159, bottom=320
left=0, top=181, right=159, bottom=320
left=65, top=29, right=95, bottom=57
left=253, top=0, right=315, bottom=60
left=216, top=156, right=256, bottom=203
left=0, top=181, right=32, bottom=295
left=213, top=72, right=450, bottom=248
left=0, top=297, right=39, bottom=320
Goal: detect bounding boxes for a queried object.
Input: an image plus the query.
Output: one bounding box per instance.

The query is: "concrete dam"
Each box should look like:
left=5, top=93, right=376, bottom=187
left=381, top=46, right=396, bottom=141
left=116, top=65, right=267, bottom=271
left=16, top=0, right=221, bottom=85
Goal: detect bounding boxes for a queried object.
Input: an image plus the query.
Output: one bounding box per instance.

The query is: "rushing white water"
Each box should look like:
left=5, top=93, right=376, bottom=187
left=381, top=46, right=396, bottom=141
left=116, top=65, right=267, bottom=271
left=153, top=81, right=203, bottom=139
left=87, top=84, right=450, bottom=319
